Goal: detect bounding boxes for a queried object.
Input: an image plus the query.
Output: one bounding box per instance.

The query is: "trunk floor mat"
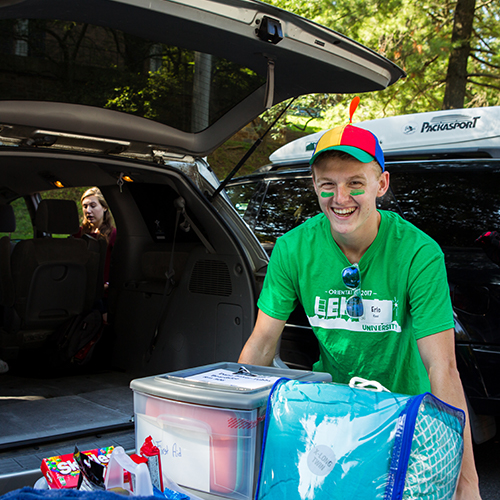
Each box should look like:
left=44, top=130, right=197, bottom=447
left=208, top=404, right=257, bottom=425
left=0, top=386, right=134, bottom=449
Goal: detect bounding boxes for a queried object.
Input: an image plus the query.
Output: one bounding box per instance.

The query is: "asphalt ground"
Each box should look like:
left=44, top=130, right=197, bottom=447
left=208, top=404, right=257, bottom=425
left=475, top=434, right=500, bottom=499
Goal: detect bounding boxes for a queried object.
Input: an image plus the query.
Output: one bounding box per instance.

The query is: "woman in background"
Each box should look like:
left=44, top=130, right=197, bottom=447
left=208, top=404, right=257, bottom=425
left=80, top=187, right=115, bottom=238
left=76, top=188, right=116, bottom=323
left=77, top=187, right=116, bottom=287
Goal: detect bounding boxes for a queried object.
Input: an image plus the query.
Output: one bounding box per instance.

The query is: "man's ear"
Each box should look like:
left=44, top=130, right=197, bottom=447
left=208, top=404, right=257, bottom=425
left=377, top=171, right=390, bottom=197
left=311, top=170, right=319, bottom=196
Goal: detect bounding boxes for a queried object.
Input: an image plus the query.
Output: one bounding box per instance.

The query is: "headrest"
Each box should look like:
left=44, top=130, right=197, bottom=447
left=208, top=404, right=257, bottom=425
left=0, top=204, right=16, bottom=233
left=36, top=199, right=80, bottom=235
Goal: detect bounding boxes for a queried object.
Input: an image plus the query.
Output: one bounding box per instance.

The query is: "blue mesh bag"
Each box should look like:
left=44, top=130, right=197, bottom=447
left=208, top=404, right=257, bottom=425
left=255, top=379, right=465, bottom=500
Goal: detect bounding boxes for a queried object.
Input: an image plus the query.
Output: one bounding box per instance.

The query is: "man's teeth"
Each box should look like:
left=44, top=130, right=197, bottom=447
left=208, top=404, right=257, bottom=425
left=333, top=207, right=356, bottom=216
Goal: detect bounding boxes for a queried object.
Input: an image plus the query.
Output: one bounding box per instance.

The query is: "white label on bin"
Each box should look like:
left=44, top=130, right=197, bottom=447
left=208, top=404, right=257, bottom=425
left=136, top=413, right=210, bottom=492
left=307, top=445, right=336, bottom=476
left=185, top=368, right=280, bottom=389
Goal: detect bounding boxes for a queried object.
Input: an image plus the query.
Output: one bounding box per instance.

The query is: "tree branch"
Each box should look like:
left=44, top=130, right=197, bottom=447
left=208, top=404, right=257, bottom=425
left=290, top=116, right=316, bottom=131
left=467, top=79, right=500, bottom=91
left=471, top=47, right=495, bottom=55
left=474, top=0, right=496, bottom=10
left=469, top=53, right=500, bottom=70
left=467, top=73, right=500, bottom=80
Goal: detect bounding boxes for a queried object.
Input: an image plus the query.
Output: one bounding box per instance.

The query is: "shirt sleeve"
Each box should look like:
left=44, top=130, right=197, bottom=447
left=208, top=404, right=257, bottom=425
left=408, top=242, right=455, bottom=340
left=257, top=237, right=299, bottom=321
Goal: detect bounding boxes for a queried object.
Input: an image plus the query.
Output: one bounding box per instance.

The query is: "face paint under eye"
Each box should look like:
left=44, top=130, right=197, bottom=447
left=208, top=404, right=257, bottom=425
left=350, top=189, right=365, bottom=196
left=320, top=192, right=334, bottom=198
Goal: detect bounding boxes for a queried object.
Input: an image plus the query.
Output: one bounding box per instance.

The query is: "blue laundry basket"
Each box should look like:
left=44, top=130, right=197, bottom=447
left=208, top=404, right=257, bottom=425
left=255, top=379, right=465, bottom=500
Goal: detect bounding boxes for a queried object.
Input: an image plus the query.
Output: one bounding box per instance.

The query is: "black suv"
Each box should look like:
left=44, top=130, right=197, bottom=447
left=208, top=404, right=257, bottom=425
left=225, top=107, right=500, bottom=443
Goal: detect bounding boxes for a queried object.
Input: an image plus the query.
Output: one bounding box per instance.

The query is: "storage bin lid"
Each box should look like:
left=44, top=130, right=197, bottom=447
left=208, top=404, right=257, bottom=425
left=130, top=362, right=331, bottom=410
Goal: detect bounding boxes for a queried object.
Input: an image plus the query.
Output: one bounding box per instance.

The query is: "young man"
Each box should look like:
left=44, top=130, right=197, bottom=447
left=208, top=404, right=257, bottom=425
left=238, top=123, right=481, bottom=499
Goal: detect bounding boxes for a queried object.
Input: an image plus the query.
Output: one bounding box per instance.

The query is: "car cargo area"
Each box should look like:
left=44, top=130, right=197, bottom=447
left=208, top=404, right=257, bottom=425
left=0, top=152, right=261, bottom=493
left=0, top=359, right=136, bottom=493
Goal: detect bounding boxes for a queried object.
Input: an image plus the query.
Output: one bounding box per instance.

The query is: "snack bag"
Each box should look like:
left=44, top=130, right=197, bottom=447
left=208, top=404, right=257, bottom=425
left=41, top=446, right=114, bottom=489
left=140, top=436, right=163, bottom=492
left=74, top=445, right=106, bottom=491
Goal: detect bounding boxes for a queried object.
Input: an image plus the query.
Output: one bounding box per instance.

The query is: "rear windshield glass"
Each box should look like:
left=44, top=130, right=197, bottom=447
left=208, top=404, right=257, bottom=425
left=0, top=19, right=265, bottom=133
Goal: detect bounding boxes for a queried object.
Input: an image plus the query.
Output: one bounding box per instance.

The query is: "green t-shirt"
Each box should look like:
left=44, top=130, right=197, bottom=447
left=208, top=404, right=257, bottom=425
left=257, top=210, right=455, bottom=395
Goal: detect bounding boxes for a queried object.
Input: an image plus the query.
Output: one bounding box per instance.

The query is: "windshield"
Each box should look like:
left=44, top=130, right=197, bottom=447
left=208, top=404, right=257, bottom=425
left=0, top=19, right=265, bottom=133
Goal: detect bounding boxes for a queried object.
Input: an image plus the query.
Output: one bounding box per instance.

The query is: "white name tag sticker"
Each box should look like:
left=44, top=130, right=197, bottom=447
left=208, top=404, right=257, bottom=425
left=362, top=299, right=393, bottom=324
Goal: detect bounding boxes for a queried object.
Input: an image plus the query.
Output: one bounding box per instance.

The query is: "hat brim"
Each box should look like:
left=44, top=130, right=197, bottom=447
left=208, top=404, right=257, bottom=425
left=310, top=145, right=376, bottom=166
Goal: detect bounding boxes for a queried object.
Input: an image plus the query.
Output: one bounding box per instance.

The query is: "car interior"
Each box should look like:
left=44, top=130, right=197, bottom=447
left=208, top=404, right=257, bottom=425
left=0, top=156, right=261, bottom=466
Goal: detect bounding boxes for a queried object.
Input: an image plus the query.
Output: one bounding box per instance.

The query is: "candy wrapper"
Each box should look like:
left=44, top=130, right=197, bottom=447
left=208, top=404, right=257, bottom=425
left=140, top=436, right=163, bottom=492
left=41, top=446, right=113, bottom=489
left=74, top=445, right=106, bottom=491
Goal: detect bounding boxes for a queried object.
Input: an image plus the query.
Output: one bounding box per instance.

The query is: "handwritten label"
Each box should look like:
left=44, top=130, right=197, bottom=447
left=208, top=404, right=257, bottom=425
left=136, top=414, right=210, bottom=492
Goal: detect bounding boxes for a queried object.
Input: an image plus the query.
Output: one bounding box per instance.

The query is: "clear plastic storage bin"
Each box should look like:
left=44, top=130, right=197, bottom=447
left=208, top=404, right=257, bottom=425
left=130, top=362, right=331, bottom=500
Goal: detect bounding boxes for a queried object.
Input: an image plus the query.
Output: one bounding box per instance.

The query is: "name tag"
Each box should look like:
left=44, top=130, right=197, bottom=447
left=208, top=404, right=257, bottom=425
left=362, top=299, right=392, bottom=324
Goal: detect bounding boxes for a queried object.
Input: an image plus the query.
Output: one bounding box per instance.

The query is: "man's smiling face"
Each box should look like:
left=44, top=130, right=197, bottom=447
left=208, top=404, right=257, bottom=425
left=312, top=154, right=389, bottom=240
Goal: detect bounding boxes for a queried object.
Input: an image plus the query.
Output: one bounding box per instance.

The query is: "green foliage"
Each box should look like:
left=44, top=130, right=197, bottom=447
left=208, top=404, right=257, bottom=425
left=262, top=0, right=500, bottom=124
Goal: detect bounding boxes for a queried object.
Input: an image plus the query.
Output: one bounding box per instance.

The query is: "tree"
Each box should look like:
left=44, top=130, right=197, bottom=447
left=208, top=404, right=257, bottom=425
left=262, top=0, right=500, bottom=120
left=464, top=0, right=500, bottom=106
left=443, top=0, right=476, bottom=109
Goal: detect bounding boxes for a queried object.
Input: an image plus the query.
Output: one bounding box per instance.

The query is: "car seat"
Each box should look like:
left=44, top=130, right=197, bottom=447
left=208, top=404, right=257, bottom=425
left=0, top=204, right=16, bottom=330
left=2, top=199, right=102, bottom=354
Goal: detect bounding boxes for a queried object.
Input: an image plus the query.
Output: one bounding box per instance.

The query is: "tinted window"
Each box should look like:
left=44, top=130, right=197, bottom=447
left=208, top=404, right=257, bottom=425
left=254, top=178, right=318, bottom=245
left=382, top=161, right=500, bottom=248
left=228, top=160, right=500, bottom=251
left=0, top=19, right=265, bottom=133
left=227, top=175, right=319, bottom=247
left=225, top=183, right=259, bottom=219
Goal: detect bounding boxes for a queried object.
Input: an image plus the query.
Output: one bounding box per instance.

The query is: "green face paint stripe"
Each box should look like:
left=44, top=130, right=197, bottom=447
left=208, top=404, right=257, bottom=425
left=321, top=190, right=364, bottom=197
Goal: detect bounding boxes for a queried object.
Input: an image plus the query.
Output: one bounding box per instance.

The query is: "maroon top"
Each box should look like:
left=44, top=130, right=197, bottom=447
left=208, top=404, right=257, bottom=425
left=74, top=226, right=116, bottom=284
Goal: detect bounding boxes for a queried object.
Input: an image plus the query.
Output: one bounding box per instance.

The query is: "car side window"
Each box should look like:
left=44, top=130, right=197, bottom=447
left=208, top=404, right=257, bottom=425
left=0, top=188, right=92, bottom=243
left=0, top=197, right=34, bottom=241
left=244, top=177, right=319, bottom=248
left=382, top=161, right=500, bottom=248
left=225, top=183, right=260, bottom=220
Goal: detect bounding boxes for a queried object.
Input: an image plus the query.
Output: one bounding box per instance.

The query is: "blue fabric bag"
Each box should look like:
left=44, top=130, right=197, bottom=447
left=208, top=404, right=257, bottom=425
left=255, top=379, right=465, bottom=500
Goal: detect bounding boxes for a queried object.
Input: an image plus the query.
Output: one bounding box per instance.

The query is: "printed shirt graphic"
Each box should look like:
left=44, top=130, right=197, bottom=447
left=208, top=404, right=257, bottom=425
left=257, top=211, right=454, bottom=395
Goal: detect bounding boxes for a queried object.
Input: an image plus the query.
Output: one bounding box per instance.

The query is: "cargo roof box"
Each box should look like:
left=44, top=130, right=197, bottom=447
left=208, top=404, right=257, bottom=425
left=270, top=106, right=500, bottom=163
